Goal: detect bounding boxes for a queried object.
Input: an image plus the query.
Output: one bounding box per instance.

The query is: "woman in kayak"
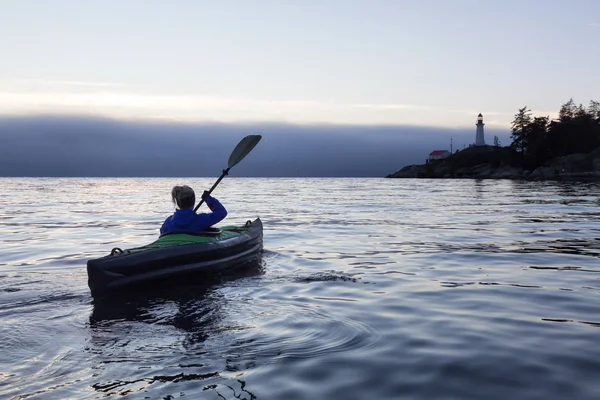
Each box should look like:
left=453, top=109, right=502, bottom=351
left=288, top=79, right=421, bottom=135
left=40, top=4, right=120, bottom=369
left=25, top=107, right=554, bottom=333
left=160, top=185, right=227, bottom=235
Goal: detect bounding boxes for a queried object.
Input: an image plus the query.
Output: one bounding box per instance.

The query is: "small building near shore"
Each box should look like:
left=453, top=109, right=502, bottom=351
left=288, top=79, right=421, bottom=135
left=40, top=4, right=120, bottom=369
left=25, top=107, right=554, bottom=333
left=428, top=150, right=450, bottom=161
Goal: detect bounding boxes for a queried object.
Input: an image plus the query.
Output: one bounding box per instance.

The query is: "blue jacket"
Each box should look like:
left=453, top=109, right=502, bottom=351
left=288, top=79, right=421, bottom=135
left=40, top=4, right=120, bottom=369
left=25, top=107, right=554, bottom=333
left=160, top=195, right=227, bottom=235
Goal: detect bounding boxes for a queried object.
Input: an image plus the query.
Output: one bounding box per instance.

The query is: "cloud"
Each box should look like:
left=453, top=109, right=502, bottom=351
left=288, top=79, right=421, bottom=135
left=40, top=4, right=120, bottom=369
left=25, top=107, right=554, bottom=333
left=352, top=103, right=515, bottom=118
left=0, top=114, right=511, bottom=177
left=589, top=23, right=600, bottom=27
left=0, top=77, right=515, bottom=127
left=5, top=78, right=123, bottom=88
left=0, top=86, right=514, bottom=128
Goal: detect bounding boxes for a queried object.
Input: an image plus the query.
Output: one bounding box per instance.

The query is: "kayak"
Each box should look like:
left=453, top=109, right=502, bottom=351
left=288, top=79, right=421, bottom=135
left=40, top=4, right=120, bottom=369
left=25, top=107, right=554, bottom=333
left=87, top=218, right=263, bottom=297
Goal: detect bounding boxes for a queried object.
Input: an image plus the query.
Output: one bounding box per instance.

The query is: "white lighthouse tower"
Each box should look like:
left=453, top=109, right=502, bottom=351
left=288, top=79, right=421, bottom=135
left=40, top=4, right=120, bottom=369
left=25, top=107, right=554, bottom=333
left=475, top=113, right=485, bottom=146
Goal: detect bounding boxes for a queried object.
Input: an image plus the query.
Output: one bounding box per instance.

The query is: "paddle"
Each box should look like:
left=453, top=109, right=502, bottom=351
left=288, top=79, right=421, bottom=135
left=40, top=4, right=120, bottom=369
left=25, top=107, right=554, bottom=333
left=193, top=134, right=262, bottom=212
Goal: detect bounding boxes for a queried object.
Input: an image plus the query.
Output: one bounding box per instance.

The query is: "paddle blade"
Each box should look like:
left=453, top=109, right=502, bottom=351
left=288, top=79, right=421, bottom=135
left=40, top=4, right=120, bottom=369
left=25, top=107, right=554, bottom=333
left=228, top=134, right=262, bottom=169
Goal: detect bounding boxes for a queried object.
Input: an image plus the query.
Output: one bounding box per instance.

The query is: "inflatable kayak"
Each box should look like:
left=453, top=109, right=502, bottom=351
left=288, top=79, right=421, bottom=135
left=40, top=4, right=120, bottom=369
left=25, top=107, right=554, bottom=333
left=87, top=218, right=263, bottom=297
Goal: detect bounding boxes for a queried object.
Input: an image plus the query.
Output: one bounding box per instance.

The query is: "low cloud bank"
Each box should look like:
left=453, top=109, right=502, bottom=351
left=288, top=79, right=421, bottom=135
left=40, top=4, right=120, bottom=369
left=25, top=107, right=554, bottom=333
left=0, top=115, right=510, bottom=177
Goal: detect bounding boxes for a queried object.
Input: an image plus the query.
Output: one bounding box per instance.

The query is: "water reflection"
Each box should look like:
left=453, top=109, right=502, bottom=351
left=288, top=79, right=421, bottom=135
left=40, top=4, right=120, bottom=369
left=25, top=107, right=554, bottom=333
left=87, top=260, right=264, bottom=398
left=473, top=179, right=485, bottom=200
left=509, top=179, right=600, bottom=196
left=90, top=283, right=219, bottom=342
left=90, top=258, right=264, bottom=331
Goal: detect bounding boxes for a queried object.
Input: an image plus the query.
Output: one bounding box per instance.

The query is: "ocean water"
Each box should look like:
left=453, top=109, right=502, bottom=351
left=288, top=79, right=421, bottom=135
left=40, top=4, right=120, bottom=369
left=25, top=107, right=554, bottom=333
left=1, top=177, right=599, bottom=400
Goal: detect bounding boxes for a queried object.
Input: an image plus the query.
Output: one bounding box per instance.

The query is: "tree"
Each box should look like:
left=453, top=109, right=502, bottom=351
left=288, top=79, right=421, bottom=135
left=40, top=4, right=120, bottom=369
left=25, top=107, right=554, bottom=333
left=526, top=116, right=550, bottom=162
left=493, top=136, right=501, bottom=147
left=575, top=103, right=588, bottom=118
left=547, top=100, right=599, bottom=157
left=506, top=100, right=600, bottom=170
left=510, top=106, right=532, bottom=153
left=559, top=98, right=578, bottom=121
left=589, top=100, right=600, bottom=121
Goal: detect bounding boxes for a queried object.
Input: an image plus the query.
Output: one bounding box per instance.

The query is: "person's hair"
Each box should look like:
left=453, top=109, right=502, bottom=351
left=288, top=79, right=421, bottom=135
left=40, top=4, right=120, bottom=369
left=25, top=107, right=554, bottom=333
left=171, top=185, right=195, bottom=209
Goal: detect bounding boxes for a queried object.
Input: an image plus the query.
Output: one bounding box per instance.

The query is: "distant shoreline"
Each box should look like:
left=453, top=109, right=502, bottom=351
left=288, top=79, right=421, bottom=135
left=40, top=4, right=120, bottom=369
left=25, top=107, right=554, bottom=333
left=386, top=146, right=600, bottom=181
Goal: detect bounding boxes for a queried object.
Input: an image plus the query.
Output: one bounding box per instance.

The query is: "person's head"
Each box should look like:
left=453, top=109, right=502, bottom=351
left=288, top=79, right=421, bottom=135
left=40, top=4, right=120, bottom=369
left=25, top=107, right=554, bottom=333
left=171, top=185, right=195, bottom=209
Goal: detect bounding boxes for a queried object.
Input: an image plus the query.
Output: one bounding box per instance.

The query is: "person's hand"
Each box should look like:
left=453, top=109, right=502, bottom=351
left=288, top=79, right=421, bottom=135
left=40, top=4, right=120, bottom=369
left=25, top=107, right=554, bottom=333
left=201, top=190, right=211, bottom=200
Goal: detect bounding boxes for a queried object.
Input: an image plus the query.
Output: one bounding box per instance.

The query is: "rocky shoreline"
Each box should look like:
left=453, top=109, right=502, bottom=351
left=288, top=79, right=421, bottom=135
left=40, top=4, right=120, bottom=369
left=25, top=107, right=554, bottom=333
left=386, top=147, right=600, bottom=180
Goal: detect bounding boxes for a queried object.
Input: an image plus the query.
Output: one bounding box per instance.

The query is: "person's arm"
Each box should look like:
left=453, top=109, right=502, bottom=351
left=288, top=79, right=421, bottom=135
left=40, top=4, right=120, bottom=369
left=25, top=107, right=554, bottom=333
left=160, top=216, right=172, bottom=235
left=201, top=193, right=228, bottom=226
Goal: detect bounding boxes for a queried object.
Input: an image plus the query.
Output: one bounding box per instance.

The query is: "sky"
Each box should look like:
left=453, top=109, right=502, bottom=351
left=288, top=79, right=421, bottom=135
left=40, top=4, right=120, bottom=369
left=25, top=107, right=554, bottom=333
left=0, top=1, right=598, bottom=176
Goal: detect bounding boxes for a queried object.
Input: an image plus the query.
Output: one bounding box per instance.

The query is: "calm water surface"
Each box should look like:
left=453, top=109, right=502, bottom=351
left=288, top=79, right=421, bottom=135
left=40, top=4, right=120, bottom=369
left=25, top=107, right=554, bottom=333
left=1, top=178, right=599, bottom=399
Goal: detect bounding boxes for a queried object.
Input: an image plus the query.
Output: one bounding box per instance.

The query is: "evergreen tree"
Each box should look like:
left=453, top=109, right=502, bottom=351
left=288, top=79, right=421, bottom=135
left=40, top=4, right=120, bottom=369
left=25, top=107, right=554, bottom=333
left=559, top=98, right=577, bottom=121
left=589, top=100, right=600, bottom=121
left=508, top=100, right=600, bottom=169
left=526, top=116, right=550, bottom=163
left=510, top=106, right=532, bottom=153
left=548, top=100, right=599, bottom=157
left=575, top=103, right=588, bottom=118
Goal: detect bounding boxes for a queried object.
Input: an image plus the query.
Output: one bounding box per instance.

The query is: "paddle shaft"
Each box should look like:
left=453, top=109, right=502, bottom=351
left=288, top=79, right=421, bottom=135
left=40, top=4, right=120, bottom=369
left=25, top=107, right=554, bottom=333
left=193, top=168, right=230, bottom=212
left=192, top=134, right=261, bottom=213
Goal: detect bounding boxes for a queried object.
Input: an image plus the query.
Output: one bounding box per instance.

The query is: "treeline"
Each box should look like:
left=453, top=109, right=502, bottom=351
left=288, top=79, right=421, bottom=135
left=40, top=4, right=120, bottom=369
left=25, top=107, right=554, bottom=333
left=509, top=99, right=600, bottom=169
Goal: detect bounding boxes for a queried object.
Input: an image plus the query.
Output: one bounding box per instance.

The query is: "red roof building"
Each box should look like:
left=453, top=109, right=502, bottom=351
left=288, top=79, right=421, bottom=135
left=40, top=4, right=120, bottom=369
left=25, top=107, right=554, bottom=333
left=428, top=150, right=450, bottom=161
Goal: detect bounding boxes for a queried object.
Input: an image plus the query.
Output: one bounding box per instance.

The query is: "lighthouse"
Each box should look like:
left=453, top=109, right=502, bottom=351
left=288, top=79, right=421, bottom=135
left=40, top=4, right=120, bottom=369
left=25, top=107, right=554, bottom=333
left=475, top=113, right=485, bottom=146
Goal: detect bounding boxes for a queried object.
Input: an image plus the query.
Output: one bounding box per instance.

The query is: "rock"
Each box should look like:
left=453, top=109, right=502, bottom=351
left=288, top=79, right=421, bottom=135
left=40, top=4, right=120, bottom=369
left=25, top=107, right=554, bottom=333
left=491, top=166, right=524, bottom=179
left=472, top=163, right=493, bottom=178
left=386, top=145, right=600, bottom=180
left=433, top=163, right=452, bottom=176
left=386, top=164, right=419, bottom=178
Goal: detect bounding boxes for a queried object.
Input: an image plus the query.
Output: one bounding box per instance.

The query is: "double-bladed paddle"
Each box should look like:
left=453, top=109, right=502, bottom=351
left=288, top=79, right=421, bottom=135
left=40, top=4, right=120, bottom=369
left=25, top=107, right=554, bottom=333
left=193, top=134, right=262, bottom=212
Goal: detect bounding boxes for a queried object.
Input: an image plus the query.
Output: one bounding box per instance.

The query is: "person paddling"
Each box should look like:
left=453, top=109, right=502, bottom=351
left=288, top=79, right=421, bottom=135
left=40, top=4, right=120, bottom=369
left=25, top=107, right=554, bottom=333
left=160, top=185, right=227, bottom=235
